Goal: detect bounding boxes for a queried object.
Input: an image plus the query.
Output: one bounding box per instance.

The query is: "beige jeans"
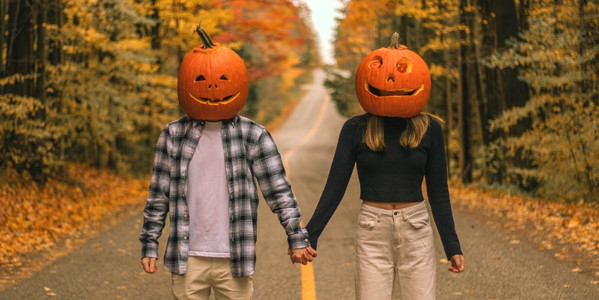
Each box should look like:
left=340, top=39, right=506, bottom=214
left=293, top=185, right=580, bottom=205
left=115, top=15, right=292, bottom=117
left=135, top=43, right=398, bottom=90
left=355, top=201, right=436, bottom=300
left=171, top=257, right=253, bottom=300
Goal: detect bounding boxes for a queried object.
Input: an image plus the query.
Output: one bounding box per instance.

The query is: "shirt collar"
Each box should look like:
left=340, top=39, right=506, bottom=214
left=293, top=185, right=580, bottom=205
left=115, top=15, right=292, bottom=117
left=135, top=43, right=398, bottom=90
left=188, top=115, right=239, bottom=128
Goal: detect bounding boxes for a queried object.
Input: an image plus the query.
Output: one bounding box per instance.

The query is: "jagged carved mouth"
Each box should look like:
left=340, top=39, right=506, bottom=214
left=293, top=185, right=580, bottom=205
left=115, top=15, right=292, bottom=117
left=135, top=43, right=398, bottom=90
left=366, top=83, right=423, bottom=97
left=188, top=92, right=240, bottom=105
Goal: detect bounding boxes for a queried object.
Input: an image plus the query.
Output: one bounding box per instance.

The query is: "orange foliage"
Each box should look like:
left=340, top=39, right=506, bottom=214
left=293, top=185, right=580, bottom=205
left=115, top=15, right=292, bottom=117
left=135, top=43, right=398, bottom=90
left=0, top=164, right=147, bottom=268
left=451, top=185, right=599, bottom=268
left=223, top=0, right=312, bottom=80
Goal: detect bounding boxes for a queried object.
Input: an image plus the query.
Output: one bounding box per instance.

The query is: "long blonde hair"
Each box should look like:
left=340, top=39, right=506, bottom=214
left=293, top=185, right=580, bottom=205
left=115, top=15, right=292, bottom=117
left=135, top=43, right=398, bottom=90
left=363, top=113, right=444, bottom=151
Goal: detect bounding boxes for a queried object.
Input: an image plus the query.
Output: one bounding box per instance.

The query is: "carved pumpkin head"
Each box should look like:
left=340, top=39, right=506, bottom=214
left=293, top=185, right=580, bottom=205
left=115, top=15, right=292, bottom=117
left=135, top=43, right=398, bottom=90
left=177, top=26, right=249, bottom=121
left=355, top=32, right=431, bottom=118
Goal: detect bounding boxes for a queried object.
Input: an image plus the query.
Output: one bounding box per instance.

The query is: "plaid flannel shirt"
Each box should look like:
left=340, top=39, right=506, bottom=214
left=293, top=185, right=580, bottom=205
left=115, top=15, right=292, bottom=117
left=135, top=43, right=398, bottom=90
left=139, top=115, right=310, bottom=277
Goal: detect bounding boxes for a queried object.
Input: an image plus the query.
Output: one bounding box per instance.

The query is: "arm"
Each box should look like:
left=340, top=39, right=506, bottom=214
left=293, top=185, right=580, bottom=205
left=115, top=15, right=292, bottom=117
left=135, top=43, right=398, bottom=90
left=425, top=119, right=463, bottom=262
left=250, top=129, right=310, bottom=250
left=139, top=128, right=171, bottom=272
left=305, top=120, right=357, bottom=250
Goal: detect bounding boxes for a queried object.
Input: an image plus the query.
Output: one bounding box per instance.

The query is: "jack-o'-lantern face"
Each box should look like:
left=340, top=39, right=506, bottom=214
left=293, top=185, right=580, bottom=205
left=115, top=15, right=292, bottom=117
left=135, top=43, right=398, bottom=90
left=177, top=26, right=249, bottom=121
left=355, top=33, right=431, bottom=118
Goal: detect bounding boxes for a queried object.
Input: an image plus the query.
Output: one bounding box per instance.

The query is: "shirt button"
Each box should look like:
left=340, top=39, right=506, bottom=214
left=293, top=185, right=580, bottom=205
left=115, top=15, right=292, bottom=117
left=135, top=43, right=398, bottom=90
left=183, top=236, right=188, bottom=240
left=304, top=239, right=309, bottom=243
left=394, top=212, right=398, bottom=216
left=195, top=134, right=199, bottom=139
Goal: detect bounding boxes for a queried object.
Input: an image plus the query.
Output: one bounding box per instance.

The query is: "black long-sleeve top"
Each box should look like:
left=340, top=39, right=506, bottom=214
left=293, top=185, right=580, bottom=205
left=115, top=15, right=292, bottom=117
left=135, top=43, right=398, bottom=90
left=305, top=114, right=462, bottom=259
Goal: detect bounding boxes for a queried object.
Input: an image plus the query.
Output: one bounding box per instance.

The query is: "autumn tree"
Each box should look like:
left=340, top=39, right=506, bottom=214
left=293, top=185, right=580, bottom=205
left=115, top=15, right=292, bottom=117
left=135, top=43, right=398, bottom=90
left=483, top=0, right=599, bottom=203
left=0, top=0, right=319, bottom=182
left=327, top=0, right=598, bottom=203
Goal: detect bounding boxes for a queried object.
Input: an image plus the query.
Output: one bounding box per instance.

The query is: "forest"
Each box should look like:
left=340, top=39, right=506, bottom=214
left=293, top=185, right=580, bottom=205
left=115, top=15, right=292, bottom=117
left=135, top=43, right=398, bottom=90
left=327, top=0, right=599, bottom=204
left=1, top=0, right=598, bottom=205
left=0, top=0, right=320, bottom=181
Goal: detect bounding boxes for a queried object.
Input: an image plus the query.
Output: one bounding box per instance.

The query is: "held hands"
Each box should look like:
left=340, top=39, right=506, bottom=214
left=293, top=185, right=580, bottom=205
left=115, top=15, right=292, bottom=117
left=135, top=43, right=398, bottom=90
left=448, top=254, right=465, bottom=273
left=287, top=246, right=317, bottom=265
left=141, top=257, right=158, bottom=274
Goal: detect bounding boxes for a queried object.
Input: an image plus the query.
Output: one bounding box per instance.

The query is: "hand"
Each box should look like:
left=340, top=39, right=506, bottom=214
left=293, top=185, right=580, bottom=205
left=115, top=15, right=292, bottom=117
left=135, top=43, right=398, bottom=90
left=287, top=247, right=317, bottom=265
left=448, top=254, right=465, bottom=273
left=141, top=257, right=157, bottom=274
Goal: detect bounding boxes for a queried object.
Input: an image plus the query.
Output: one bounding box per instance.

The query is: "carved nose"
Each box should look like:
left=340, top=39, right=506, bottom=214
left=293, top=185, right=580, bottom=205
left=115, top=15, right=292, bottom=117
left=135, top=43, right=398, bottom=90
left=387, top=73, right=395, bottom=82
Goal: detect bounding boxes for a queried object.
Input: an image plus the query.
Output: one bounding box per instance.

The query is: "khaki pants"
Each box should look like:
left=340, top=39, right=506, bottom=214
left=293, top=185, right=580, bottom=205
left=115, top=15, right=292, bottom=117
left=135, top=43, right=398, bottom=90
left=171, top=257, right=253, bottom=300
left=355, top=202, right=436, bottom=300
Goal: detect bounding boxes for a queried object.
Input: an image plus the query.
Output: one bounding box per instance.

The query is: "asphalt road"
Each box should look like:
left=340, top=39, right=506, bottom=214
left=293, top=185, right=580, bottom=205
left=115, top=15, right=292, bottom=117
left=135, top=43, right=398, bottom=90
left=1, top=69, right=598, bottom=299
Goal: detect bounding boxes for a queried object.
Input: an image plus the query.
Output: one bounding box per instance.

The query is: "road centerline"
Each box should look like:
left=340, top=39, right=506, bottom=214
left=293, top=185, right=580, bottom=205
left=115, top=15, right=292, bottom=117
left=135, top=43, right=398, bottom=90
left=281, top=93, right=331, bottom=300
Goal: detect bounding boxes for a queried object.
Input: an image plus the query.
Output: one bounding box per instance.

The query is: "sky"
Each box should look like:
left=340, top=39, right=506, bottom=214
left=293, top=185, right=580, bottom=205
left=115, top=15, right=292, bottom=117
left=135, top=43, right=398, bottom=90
left=303, top=0, right=344, bottom=65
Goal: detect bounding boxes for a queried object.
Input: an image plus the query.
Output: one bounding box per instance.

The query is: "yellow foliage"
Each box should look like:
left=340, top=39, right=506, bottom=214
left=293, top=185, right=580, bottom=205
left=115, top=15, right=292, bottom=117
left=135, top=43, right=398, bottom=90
left=116, top=38, right=152, bottom=51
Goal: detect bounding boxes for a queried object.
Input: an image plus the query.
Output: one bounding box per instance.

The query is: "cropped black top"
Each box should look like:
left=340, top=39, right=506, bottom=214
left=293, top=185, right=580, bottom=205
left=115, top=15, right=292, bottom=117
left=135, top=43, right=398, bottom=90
left=305, top=114, right=462, bottom=259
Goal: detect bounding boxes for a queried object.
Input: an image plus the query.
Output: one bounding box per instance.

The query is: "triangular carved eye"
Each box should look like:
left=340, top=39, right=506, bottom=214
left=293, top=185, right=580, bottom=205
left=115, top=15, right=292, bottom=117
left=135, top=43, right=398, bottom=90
left=195, top=75, right=206, bottom=82
left=220, top=75, right=229, bottom=80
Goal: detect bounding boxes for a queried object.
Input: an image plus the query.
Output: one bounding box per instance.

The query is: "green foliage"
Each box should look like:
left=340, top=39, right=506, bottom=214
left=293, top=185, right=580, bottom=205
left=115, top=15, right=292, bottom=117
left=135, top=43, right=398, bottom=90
left=243, top=70, right=313, bottom=126
left=323, top=68, right=362, bottom=118
left=481, top=2, right=599, bottom=203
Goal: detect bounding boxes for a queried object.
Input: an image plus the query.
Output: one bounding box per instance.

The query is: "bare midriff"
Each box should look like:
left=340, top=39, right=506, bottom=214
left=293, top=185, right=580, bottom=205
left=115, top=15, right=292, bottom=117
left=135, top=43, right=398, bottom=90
left=362, top=200, right=421, bottom=210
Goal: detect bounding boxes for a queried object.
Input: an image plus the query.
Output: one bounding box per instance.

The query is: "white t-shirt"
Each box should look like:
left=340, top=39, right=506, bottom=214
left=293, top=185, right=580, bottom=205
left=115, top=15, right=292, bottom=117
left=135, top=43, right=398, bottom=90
left=187, top=121, right=231, bottom=257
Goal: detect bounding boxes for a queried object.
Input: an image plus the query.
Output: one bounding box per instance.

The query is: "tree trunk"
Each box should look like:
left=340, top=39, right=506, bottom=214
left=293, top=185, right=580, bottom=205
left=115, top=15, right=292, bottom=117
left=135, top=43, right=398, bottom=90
left=471, top=5, right=486, bottom=145
left=36, top=1, right=47, bottom=103
left=517, top=0, right=530, bottom=31
left=480, top=0, right=529, bottom=142
left=399, top=0, right=409, bottom=46
left=7, top=0, right=35, bottom=96
left=439, top=0, right=455, bottom=178
left=458, top=0, right=473, bottom=183
left=494, top=0, right=528, bottom=111
left=48, top=0, right=64, bottom=66
left=578, top=0, right=588, bottom=91
left=0, top=0, right=7, bottom=77
left=150, top=0, right=161, bottom=50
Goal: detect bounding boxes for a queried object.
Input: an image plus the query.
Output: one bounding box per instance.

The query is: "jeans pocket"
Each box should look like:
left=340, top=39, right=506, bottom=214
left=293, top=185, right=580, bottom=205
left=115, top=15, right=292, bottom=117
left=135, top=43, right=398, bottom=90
left=406, top=208, right=430, bottom=229
left=357, top=212, right=377, bottom=230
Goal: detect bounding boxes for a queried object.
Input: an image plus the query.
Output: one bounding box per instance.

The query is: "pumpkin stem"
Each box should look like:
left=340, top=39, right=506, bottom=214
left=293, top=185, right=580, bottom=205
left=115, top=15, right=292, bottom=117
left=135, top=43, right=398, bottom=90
left=388, top=32, right=401, bottom=49
left=194, top=24, right=216, bottom=49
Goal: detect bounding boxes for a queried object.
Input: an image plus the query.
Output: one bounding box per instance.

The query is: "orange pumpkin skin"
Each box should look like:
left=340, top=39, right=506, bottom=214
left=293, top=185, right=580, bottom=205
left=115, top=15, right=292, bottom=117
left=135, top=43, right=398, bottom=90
left=177, top=42, right=249, bottom=121
left=355, top=34, right=431, bottom=118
